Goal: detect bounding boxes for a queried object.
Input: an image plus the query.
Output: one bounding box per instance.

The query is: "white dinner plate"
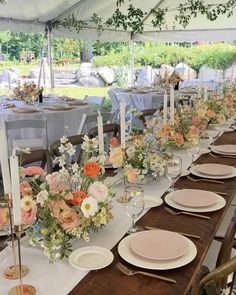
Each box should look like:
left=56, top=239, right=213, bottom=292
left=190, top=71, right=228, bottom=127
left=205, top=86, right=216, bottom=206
left=165, top=191, right=226, bottom=213
left=69, top=246, right=114, bottom=270
left=189, top=165, right=236, bottom=179
left=212, top=145, right=236, bottom=155
left=211, top=146, right=236, bottom=156
left=118, top=233, right=197, bottom=270
left=144, top=195, right=163, bottom=209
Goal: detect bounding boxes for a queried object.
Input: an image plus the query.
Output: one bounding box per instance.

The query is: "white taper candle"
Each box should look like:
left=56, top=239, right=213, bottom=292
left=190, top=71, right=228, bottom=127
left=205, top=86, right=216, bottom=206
left=120, top=99, right=126, bottom=147
left=163, top=91, right=168, bottom=124
left=97, top=114, right=104, bottom=155
left=170, top=86, right=175, bottom=124
left=10, top=154, right=21, bottom=225
left=0, top=127, right=11, bottom=194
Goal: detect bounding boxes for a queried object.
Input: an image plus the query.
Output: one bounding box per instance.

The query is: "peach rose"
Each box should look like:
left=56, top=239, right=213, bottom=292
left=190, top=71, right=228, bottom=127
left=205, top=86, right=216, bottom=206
left=0, top=208, right=9, bottom=228
left=58, top=208, right=80, bottom=230
left=126, top=167, right=137, bottom=183
left=20, top=181, right=32, bottom=197
left=21, top=207, right=37, bottom=225
left=22, top=166, right=44, bottom=176
left=206, top=109, right=215, bottom=119
left=192, top=116, right=201, bottom=126
left=190, top=126, right=200, bottom=136
left=46, top=172, right=70, bottom=193
left=49, top=200, right=68, bottom=219
left=174, top=133, right=184, bottom=147
left=109, top=147, right=124, bottom=168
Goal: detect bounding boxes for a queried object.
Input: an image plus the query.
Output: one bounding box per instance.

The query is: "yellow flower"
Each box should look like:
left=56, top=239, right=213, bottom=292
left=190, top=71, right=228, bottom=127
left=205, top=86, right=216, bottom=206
left=21, top=196, right=35, bottom=212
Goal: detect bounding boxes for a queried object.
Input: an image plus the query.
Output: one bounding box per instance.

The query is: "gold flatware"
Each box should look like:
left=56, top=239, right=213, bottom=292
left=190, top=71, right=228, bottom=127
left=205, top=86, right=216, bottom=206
left=209, top=152, right=236, bottom=159
left=164, top=207, right=211, bottom=220
left=204, top=190, right=228, bottom=196
left=144, top=226, right=200, bottom=240
left=187, top=175, right=224, bottom=184
left=116, top=262, right=177, bottom=284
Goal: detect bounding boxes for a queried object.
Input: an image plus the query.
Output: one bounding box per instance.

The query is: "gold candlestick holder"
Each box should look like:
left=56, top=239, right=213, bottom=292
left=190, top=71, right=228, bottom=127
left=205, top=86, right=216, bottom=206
left=4, top=193, right=29, bottom=280
left=8, top=225, right=36, bottom=295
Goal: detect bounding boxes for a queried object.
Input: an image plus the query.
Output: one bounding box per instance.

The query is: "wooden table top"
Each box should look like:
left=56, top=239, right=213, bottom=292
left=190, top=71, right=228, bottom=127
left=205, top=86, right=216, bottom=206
left=68, top=132, right=236, bottom=295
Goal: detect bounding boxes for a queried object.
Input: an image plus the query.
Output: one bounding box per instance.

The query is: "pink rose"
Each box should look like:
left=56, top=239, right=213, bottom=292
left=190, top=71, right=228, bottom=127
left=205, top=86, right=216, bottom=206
left=20, top=181, right=32, bottom=197
left=21, top=207, right=37, bottom=225
left=46, top=172, right=70, bottom=193
left=0, top=208, right=9, bottom=228
left=58, top=208, right=80, bottom=230
left=88, top=182, right=108, bottom=202
left=126, top=167, right=137, bottom=183
left=22, top=166, right=44, bottom=176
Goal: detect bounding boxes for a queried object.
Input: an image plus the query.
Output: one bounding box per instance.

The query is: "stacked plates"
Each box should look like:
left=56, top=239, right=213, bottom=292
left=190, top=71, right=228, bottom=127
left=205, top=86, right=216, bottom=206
left=46, top=104, right=75, bottom=111
left=118, top=230, right=197, bottom=270
left=190, top=163, right=236, bottom=179
left=212, top=145, right=236, bottom=155
left=12, top=107, right=39, bottom=113
left=165, top=189, right=226, bottom=213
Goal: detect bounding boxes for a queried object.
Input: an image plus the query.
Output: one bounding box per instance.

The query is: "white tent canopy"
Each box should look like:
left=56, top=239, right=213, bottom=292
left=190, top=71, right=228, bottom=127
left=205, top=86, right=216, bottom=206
left=0, top=0, right=236, bottom=42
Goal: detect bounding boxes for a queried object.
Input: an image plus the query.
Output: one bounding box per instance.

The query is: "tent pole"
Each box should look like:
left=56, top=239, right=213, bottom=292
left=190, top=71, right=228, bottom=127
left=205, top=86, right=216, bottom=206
left=46, top=23, right=54, bottom=93
left=130, top=37, right=135, bottom=86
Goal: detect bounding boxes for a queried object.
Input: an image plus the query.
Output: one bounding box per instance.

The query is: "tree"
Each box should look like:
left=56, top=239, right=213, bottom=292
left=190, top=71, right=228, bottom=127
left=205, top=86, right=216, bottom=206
left=0, top=31, right=11, bottom=53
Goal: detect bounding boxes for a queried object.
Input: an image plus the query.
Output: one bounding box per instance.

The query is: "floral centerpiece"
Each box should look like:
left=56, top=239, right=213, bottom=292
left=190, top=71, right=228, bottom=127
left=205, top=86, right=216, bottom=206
left=109, top=132, right=167, bottom=184
left=157, top=106, right=201, bottom=149
left=159, top=72, right=182, bottom=88
left=19, top=136, right=113, bottom=262
left=12, top=81, right=43, bottom=104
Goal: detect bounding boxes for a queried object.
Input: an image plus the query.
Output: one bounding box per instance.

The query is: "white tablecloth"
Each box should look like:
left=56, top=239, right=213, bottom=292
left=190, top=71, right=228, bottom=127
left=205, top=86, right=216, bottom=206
left=0, top=122, right=232, bottom=295
left=0, top=101, right=91, bottom=149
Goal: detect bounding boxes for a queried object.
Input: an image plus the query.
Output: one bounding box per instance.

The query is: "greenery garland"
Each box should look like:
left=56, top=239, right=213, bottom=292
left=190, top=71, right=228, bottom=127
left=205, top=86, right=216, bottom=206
left=54, top=0, right=236, bottom=35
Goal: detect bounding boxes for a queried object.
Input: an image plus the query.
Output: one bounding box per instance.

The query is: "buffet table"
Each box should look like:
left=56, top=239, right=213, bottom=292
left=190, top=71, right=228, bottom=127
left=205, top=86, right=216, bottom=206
left=1, top=125, right=236, bottom=294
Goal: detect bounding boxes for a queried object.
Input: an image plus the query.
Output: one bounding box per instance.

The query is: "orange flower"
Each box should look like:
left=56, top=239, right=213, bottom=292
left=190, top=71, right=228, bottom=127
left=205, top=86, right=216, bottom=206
left=110, top=137, right=119, bottom=148
left=84, top=161, right=101, bottom=177
left=69, top=191, right=87, bottom=206
left=174, top=133, right=184, bottom=146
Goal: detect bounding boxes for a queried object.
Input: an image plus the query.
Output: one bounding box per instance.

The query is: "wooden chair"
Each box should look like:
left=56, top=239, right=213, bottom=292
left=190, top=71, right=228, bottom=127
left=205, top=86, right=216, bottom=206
left=191, top=210, right=236, bottom=294
left=50, top=134, right=84, bottom=165
left=139, top=108, right=159, bottom=125
left=191, top=257, right=236, bottom=295
left=83, top=95, right=105, bottom=111
left=2, top=118, right=48, bottom=153
left=77, top=112, right=114, bottom=135
left=88, top=123, right=120, bottom=152
left=20, top=149, right=53, bottom=174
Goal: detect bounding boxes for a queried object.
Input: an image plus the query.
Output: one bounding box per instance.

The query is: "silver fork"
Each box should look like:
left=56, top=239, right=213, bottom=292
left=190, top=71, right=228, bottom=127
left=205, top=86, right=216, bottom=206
left=164, top=207, right=211, bottom=220
left=187, top=175, right=224, bottom=184
left=116, top=262, right=176, bottom=283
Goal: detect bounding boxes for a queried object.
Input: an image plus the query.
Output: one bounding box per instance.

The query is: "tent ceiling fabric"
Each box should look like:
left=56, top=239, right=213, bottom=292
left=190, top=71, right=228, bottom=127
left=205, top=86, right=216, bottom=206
left=0, top=0, right=236, bottom=41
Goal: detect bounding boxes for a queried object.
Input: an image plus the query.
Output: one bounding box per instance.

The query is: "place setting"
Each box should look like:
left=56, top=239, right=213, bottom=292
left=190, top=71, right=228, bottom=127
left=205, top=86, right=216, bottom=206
left=189, top=163, right=236, bottom=180
left=210, top=144, right=236, bottom=159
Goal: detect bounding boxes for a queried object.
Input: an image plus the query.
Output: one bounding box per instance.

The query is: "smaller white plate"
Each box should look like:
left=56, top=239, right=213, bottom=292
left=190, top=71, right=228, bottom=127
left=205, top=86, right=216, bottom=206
left=222, top=128, right=234, bottom=133
left=69, top=246, right=114, bottom=270
left=211, top=146, right=236, bottom=155
left=144, top=195, right=163, bottom=209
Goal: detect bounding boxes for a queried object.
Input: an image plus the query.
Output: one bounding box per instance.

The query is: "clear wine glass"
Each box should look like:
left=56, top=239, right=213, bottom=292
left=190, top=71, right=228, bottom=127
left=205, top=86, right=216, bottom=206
left=123, top=186, right=144, bottom=234
left=166, top=155, right=182, bottom=192
left=186, top=140, right=200, bottom=165
left=205, top=124, right=220, bottom=146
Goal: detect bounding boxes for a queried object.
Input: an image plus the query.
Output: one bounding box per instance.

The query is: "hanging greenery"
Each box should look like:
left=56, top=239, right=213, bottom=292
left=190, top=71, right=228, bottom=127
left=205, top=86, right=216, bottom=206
left=54, top=0, right=236, bottom=35
left=0, top=0, right=6, bottom=3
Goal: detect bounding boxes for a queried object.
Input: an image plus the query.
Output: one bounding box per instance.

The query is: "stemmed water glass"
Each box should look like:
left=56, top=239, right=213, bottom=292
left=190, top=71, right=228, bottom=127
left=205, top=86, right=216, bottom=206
left=205, top=124, right=220, bottom=146
left=123, top=186, right=144, bottom=234
left=186, top=140, right=200, bottom=165
left=166, top=155, right=182, bottom=192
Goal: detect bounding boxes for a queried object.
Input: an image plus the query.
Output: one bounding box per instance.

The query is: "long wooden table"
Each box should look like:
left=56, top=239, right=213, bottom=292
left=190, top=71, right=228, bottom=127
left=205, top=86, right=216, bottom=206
left=68, top=132, right=236, bottom=295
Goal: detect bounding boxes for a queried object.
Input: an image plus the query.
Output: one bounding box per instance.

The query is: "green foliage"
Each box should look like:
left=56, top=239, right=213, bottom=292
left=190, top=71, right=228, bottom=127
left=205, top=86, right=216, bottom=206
left=95, top=42, right=236, bottom=71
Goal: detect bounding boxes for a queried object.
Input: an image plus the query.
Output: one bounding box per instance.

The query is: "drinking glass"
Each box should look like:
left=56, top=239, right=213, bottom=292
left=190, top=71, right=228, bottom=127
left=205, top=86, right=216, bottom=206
left=205, top=124, right=220, bottom=145
left=123, top=186, right=144, bottom=234
left=166, top=155, right=182, bottom=192
left=186, top=140, right=200, bottom=165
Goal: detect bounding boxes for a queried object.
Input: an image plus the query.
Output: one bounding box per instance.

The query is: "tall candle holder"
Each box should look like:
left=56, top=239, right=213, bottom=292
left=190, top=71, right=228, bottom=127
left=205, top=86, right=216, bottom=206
left=8, top=225, right=36, bottom=295
left=4, top=193, right=29, bottom=280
